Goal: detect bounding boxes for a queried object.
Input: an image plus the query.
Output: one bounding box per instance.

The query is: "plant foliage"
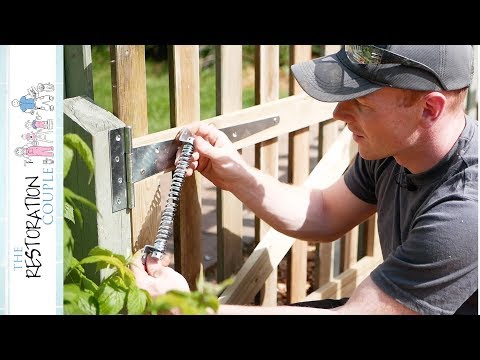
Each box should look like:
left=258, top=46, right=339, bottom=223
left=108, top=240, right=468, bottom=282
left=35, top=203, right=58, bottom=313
left=63, top=133, right=232, bottom=315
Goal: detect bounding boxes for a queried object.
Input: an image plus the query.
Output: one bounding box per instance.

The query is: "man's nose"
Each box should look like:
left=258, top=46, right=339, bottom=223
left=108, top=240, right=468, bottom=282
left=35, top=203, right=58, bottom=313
left=332, top=101, right=354, bottom=124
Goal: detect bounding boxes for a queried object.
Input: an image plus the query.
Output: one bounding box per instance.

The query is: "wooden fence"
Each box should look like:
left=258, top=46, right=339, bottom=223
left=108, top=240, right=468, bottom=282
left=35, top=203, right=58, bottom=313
left=63, top=45, right=478, bottom=306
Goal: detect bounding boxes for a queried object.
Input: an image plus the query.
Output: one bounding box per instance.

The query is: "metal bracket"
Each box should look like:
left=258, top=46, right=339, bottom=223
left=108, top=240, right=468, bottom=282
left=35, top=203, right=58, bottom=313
left=109, top=116, right=279, bottom=212
left=109, top=126, right=134, bottom=213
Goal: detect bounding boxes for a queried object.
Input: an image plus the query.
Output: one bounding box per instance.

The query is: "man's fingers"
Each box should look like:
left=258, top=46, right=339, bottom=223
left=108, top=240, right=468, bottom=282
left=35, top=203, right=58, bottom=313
left=194, top=123, right=225, bottom=146
left=129, top=250, right=147, bottom=277
left=194, top=136, right=218, bottom=159
left=145, top=253, right=171, bottom=277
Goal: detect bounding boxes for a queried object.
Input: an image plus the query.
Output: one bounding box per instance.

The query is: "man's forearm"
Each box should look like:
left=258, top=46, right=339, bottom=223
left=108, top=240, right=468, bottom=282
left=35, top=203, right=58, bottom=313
left=228, top=164, right=324, bottom=240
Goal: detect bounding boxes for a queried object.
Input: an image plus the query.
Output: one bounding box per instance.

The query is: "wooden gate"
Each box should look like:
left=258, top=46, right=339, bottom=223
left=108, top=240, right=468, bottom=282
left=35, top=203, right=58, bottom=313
left=63, top=45, right=477, bottom=306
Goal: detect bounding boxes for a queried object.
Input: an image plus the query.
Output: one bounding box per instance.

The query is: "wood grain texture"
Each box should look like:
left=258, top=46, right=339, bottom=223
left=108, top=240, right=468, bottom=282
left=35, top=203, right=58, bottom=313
left=254, top=45, right=279, bottom=306
left=286, top=45, right=312, bottom=303
left=110, top=45, right=159, bottom=254
left=366, top=213, right=381, bottom=258
left=133, top=94, right=337, bottom=150
left=168, top=45, right=202, bottom=289
left=341, top=225, right=359, bottom=272
left=215, top=45, right=244, bottom=281
left=314, top=121, right=341, bottom=289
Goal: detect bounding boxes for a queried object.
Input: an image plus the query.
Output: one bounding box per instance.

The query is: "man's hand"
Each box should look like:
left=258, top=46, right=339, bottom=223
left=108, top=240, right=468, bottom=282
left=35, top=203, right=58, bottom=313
left=130, top=250, right=190, bottom=299
left=185, top=123, right=250, bottom=192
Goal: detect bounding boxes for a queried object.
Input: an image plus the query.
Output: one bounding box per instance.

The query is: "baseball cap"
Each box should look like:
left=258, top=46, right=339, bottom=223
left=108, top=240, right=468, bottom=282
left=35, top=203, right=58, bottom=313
left=291, top=45, right=474, bottom=102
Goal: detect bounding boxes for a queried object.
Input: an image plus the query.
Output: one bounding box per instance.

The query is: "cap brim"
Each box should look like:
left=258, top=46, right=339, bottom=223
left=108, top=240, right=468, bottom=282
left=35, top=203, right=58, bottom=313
left=291, top=50, right=383, bottom=102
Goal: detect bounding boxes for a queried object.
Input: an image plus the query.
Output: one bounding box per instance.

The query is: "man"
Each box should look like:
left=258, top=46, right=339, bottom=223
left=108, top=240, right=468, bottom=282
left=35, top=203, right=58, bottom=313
left=132, top=45, right=478, bottom=315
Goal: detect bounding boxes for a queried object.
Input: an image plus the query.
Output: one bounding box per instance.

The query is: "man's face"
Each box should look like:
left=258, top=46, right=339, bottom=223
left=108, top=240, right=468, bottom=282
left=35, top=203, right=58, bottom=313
left=333, top=87, right=423, bottom=162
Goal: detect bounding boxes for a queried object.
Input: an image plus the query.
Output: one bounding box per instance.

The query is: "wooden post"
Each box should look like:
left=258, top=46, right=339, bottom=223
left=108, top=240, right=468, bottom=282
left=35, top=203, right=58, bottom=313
left=254, top=45, right=280, bottom=306
left=168, top=45, right=202, bottom=289
left=64, top=45, right=94, bottom=99
left=63, top=97, right=132, bottom=274
left=110, top=45, right=161, bottom=255
left=312, top=45, right=342, bottom=290
left=365, top=213, right=381, bottom=258
left=340, top=226, right=359, bottom=271
left=64, top=46, right=98, bottom=280
left=286, top=45, right=311, bottom=303
left=215, top=45, right=244, bottom=282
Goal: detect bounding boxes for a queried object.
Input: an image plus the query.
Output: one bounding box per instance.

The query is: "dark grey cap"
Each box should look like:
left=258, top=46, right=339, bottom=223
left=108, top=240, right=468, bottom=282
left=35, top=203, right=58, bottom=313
left=291, top=45, right=474, bottom=102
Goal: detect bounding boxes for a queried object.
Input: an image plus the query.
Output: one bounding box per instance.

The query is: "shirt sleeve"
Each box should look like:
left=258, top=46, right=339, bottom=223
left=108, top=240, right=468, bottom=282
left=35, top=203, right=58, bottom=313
left=343, top=153, right=377, bottom=204
left=370, top=194, right=478, bottom=315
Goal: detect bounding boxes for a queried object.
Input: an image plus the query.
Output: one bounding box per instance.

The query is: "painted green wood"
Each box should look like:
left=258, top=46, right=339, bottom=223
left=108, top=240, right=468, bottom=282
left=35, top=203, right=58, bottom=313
left=64, top=45, right=94, bottom=100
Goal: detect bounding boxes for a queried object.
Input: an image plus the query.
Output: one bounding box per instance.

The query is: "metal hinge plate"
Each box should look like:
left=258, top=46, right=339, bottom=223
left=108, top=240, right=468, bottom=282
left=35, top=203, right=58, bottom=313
left=109, top=115, right=279, bottom=212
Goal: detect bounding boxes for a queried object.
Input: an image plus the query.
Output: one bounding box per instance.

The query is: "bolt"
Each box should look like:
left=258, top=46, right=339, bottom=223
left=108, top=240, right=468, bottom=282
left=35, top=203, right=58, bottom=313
left=116, top=134, right=121, bottom=141
left=116, top=197, right=121, bottom=204
left=140, top=169, right=146, bottom=175
left=155, top=147, right=159, bottom=154
left=232, top=131, right=237, bottom=138
left=118, top=177, right=123, bottom=184
left=115, top=156, right=120, bottom=162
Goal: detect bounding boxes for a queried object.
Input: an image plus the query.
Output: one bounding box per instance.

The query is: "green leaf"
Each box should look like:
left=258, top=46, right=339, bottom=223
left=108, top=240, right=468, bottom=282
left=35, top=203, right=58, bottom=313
left=85, top=246, right=129, bottom=277
left=64, top=283, right=98, bottom=315
left=203, top=276, right=235, bottom=296
left=127, top=286, right=149, bottom=315
left=63, top=221, right=75, bottom=280
left=88, top=246, right=127, bottom=265
left=65, top=263, right=83, bottom=284
left=108, top=274, right=128, bottom=291
left=80, top=255, right=126, bottom=278
left=199, top=293, right=220, bottom=313
left=64, top=219, right=74, bottom=248
left=73, top=205, right=83, bottom=228
left=64, top=144, right=74, bottom=179
left=96, top=277, right=127, bottom=315
left=81, top=275, right=99, bottom=294
left=150, top=290, right=209, bottom=315
left=64, top=133, right=95, bottom=184
left=88, top=246, right=114, bottom=257
left=122, top=267, right=136, bottom=286
left=64, top=187, right=97, bottom=212
left=64, top=201, right=75, bottom=224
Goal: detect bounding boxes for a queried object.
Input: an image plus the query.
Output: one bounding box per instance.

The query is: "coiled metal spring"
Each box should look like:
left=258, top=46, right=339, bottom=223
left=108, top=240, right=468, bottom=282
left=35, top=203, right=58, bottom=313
left=142, top=128, right=195, bottom=262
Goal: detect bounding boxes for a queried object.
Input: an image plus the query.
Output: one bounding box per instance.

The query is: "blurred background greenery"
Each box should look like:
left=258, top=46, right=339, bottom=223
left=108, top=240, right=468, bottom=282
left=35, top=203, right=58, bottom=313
left=91, top=45, right=323, bottom=133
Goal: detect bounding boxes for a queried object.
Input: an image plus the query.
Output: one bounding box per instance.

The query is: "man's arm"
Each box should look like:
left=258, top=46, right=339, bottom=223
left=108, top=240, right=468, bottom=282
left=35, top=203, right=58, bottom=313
left=133, top=252, right=418, bottom=315
left=192, top=123, right=376, bottom=242
left=218, top=276, right=417, bottom=315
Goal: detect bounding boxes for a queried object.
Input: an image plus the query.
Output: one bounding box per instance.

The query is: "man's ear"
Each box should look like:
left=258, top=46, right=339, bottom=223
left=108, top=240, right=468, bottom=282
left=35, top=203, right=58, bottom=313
left=421, top=92, right=446, bottom=128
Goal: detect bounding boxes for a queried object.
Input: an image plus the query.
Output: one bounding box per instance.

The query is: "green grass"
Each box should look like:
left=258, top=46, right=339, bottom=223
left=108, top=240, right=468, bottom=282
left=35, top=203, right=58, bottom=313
left=91, top=45, right=288, bottom=134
